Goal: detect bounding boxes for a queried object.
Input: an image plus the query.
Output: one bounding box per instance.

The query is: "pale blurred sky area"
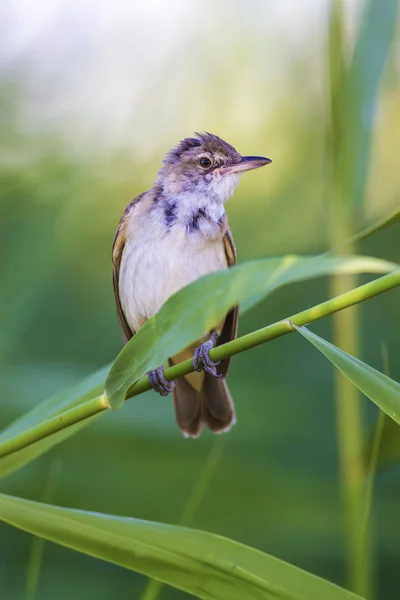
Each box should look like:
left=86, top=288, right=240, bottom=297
left=0, top=0, right=364, bottom=157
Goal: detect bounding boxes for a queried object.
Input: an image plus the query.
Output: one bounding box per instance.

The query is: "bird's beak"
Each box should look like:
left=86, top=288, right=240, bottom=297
left=224, top=155, right=272, bottom=174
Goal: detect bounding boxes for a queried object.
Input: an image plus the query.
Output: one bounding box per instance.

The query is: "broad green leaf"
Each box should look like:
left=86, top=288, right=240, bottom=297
left=294, top=326, right=400, bottom=424
left=0, top=493, right=364, bottom=600
left=106, top=254, right=397, bottom=409
left=0, top=254, right=396, bottom=479
left=140, top=438, right=226, bottom=600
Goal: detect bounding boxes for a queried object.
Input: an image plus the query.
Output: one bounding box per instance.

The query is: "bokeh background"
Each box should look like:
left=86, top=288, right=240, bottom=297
left=1, top=1, right=400, bottom=599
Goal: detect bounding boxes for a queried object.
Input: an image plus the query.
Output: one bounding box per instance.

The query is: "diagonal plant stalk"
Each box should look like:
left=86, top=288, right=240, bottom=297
left=25, top=458, right=62, bottom=600
left=125, top=271, right=399, bottom=398
left=326, top=206, right=400, bottom=257
left=0, top=270, right=397, bottom=461
left=140, top=437, right=226, bottom=600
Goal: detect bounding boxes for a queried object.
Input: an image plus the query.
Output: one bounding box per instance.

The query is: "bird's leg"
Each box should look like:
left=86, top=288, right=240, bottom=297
left=148, top=366, right=175, bottom=396
left=192, top=330, right=221, bottom=377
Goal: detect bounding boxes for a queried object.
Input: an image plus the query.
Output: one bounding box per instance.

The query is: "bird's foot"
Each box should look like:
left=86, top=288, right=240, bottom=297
left=192, top=332, right=221, bottom=377
left=148, top=366, right=175, bottom=396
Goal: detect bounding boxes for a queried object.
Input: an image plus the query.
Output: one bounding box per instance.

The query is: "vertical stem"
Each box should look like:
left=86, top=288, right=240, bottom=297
left=25, top=459, right=62, bottom=600
left=328, top=2, right=368, bottom=593
left=140, top=438, right=225, bottom=600
left=331, top=271, right=366, bottom=595
left=359, top=344, right=389, bottom=597
left=330, top=204, right=366, bottom=594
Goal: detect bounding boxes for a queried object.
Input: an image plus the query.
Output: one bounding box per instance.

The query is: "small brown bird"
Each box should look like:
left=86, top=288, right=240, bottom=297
left=112, top=133, right=271, bottom=438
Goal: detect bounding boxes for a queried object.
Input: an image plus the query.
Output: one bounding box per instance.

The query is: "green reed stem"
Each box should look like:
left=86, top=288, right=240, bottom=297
left=332, top=269, right=365, bottom=595
left=0, top=395, right=109, bottom=459
left=359, top=344, right=390, bottom=597
left=126, top=271, right=399, bottom=398
left=0, top=271, right=397, bottom=461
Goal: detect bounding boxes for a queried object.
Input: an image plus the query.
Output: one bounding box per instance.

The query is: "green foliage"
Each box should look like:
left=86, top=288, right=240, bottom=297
left=347, top=0, right=399, bottom=209
left=327, top=0, right=399, bottom=594
left=329, top=0, right=398, bottom=210
left=0, top=256, right=395, bottom=477
left=0, top=493, right=364, bottom=600
left=327, top=206, right=400, bottom=255
left=0, top=265, right=398, bottom=600
left=1, top=1, right=400, bottom=598
left=106, top=254, right=396, bottom=408
left=0, top=255, right=394, bottom=483
left=294, top=325, right=400, bottom=426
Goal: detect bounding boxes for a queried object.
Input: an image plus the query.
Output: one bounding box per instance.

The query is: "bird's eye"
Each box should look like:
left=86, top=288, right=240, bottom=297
left=199, top=157, right=212, bottom=168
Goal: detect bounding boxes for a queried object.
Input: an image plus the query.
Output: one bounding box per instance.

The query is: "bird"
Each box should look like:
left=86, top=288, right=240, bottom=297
left=112, top=132, right=271, bottom=438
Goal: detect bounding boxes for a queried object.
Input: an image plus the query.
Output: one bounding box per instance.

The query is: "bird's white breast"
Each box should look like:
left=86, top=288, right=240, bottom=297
left=118, top=216, right=228, bottom=332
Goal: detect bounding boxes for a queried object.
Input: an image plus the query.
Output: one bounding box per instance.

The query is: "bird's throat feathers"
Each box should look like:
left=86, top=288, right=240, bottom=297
left=150, top=186, right=227, bottom=241
left=150, top=167, right=241, bottom=241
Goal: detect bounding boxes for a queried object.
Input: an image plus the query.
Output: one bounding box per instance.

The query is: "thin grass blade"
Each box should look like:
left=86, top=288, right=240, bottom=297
left=294, top=326, right=400, bottom=424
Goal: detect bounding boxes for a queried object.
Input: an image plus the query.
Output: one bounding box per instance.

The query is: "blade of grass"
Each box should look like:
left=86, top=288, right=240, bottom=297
left=359, top=344, right=389, bottom=598
left=180, top=438, right=226, bottom=526
left=293, top=326, right=400, bottom=424
left=347, top=0, right=399, bottom=210
left=326, top=206, right=400, bottom=256
left=140, top=438, right=226, bottom=600
left=25, top=459, right=62, bottom=600
left=293, top=322, right=400, bottom=599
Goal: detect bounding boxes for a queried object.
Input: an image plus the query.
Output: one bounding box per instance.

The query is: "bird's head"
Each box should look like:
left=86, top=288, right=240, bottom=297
left=157, top=132, right=271, bottom=203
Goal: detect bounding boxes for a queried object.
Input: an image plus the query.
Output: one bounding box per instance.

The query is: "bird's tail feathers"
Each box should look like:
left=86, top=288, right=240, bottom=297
left=172, top=374, right=236, bottom=439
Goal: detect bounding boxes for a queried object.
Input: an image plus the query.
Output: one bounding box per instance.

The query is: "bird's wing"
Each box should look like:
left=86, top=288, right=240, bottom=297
left=112, top=193, right=145, bottom=344
left=216, top=225, right=239, bottom=378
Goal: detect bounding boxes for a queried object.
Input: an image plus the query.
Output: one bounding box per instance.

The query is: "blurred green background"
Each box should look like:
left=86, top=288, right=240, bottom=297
left=1, top=1, right=400, bottom=598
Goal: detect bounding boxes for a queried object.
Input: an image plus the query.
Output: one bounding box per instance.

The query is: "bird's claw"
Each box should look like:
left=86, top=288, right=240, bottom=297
left=148, top=366, right=175, bottom=396
left=192, top=340, right=221, bottom=377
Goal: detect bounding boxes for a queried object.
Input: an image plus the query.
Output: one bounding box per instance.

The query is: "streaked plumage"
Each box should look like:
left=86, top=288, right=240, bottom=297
left=112, top=133, right=271, bottom=437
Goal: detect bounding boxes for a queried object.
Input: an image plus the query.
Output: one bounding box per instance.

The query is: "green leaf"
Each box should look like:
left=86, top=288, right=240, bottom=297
left=0, top=254, right=395, bottom=479
left=0, top=493, right=364, bottom=600
left=140, top=438, right=226, bottom=600
left=294, top=326, right=400, bottom=425
left=347, top=0, right=399, bottom=207
left=329, top=0, right=398, bottom=209
left=326, top=205, right=400, bottom=256
left=106, top=254, right=397, bottom=409
left=0, top=365, right=109, bottom=479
